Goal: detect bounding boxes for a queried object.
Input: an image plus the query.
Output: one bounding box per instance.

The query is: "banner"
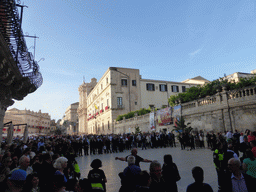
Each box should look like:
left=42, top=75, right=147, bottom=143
left=156, top=107, right=172, bottom=126
left=149, top=112, right=155, bottom=130
left=173, top=105, right=181, bottom=127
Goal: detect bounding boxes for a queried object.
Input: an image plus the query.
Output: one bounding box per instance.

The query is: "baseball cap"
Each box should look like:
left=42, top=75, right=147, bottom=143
left=9, top=169, right=27, bottom=181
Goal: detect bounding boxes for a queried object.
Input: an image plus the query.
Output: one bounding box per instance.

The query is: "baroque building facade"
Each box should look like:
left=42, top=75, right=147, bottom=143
left=4, top=108, right=51, bottom=135
left=62, top=102, right=79, bottom=135
left=78, top=67, right=209, bottom=134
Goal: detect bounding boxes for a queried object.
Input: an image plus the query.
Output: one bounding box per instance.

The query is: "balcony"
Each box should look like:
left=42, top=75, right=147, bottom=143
left=117, top=105, right=123, bottom=109
left=0, top=0, right=43, bottom=106
left=105, top=106, right=109, bottom=110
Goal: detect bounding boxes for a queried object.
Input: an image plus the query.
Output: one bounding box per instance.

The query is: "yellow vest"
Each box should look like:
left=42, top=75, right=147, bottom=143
left=214, top=149, right=224, bottom=169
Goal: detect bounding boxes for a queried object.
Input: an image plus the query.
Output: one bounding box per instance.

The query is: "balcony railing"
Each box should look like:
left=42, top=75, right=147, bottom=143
left=117, top=105, right=123, bottom=109
left=0, top=0, right=43, bottom=89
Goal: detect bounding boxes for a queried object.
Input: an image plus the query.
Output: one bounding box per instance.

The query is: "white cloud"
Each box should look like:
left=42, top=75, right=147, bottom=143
left=189, top=48, right=202, bottom=57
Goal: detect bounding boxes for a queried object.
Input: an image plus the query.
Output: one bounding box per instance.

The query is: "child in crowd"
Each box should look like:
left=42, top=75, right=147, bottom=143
left=88, top=159, right=107, bottom=191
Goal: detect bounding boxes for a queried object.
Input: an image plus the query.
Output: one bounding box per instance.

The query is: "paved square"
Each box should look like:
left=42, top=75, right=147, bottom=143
left=76, top=147, right=218, bottom=192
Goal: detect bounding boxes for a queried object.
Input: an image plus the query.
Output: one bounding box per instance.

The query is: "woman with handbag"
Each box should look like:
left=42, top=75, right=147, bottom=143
left=161, top=154, right=181, bottom=192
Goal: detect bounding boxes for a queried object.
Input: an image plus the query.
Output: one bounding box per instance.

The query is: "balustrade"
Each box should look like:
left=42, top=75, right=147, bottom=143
left=227, top=86, right=256, bottom=100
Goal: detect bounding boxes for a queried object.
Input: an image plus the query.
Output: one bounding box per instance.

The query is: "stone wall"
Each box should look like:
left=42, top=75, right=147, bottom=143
left=113, top=85, right=256, bottom=134
left=114, top=113, right=151, bottom=134
left=182, top=85, right=256, bottom=133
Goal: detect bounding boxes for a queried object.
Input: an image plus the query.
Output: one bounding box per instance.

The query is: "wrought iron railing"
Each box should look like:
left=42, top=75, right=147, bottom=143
left=0, top=0, right=42, bottom=89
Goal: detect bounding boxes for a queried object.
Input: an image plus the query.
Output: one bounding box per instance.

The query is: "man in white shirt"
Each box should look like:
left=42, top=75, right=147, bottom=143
left=226, top=131, right=233, bottom=140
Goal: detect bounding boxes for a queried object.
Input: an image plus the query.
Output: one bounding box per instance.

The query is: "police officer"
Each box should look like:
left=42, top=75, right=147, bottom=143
left=213, top=141, right=226, bottom=190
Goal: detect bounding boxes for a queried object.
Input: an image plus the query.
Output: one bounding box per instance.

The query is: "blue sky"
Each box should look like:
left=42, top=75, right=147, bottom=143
left=11, top=0, right=256, bottom=120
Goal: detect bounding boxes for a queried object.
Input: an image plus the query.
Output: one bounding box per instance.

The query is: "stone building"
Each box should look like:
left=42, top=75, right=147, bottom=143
left=222, top=69, right=256, bottom=82
left=63, top=102, right=79, bottom=135
left=4, top=108, right=51, bottom=135
left=78, top=67, right=209, bottom=134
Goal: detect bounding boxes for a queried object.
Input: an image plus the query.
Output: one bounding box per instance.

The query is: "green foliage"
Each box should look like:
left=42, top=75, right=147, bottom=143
left=116, top=108, right=151, bottom=121
left=135, top=126, right=141, bottom=134
left=172, top=117, right=193, bottom=134
left=168, top=77, right=256, bottom=106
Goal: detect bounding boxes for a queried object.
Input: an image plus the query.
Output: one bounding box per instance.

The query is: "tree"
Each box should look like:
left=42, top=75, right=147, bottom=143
left=172, top=117, right=193, bottom=134
left=135, top=126, right=141, bottom=134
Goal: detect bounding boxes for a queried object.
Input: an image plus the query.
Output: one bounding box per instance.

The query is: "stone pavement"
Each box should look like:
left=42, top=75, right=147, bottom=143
left=76, top=146, right=218, bottom=192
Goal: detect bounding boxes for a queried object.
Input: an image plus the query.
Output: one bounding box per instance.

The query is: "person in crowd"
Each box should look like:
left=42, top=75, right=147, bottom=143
left=50, top=175, right=67, bottom=192
left=4, top=169, right=27, bottom=192
left=115, top=148, right=152, bottom=167
left=239, top=135, right=251, bottom=162
left=66, top=179, right=79, bottom=192
left=206, top=132, right=211, bottom=148
left=247, top=131, right=255, bottom=143
left=119, top=155, right=141, bottom=192
left=37, top=139, right=45, bottom=151
left=240, top=133, right=244, bottom=144
left=226, top=143, right=239, bottom=160
left=149, top=160, right=164, bottom=192
left=22, top=172, right=40, bottom=192
left=179, top=133, right=186, bottom=150
left=135, top=170, right=151, bottom=192
left=186, top=166, right=213, bottom=192
left=88, top=158, right=107, bottom=192
left=53, top=157, right=68, bottom=183
left=250, top=140, right=256, bottom=158
left=31, top=155, right=41, bottom=174
left=213, top=141, right=226, bottom=190
left=11, top=155, right=33, bottom=175
left=242, top=150, right=256, bottom=180
left=220, top=158, right=254, bottom=192
left=10, top=155, right=19, bottom=170
left=226, top=130, right=233, bottom=140
left=79, top=178, right=92, bottom=192
left=0, top=156, right=12, bottom=188
left=37, top=153, right=55, bottom=191
left=161, top=154, right=180, bottom=192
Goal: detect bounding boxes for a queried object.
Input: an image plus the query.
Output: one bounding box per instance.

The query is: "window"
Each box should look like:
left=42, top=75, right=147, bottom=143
left=149, top=105, right=155, bottom=109
left=159, top=84, right=167, bottom=92
left=101, top=103, right=103, bottom=110
left=135, top=102, right=137, bottom=105
left=106, top=78, right=108, bottom=84
left=146, top=83, right=155, bottom=91
left=117, top=97, right=123, bottom=106
left=182, top=86, right=186, bottom=92
left=171, top=85, right=179, bottom=92
left=121, top=79, right=127, bottom=86
left=102, top=123, right=104, bottom=131
left=101, top=84, right=103, bottom=90
left=107, top=99, right=109, bottom=107
left=132, top=80, right=136, bottom=86
left=108, top=121, right=110, bottom=129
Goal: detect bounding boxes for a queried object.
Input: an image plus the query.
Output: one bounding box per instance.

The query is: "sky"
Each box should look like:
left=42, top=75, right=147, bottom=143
left=11, top=0, right=256, bottom=120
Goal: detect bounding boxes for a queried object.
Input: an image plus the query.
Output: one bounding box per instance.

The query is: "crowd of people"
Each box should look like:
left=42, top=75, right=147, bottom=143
left=0, top=128, right=255, bottom=192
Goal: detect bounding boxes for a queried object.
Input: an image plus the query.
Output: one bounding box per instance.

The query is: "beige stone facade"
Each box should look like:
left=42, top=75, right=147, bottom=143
left=222, top=70, right=256, bottom=83
left=114, top=85, right=256, bottom=134
left=3, top=108, right=51, bottom=135
left=78, top=67, right=209, bottom=134
left=63, top=102, right=79, bottom=135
